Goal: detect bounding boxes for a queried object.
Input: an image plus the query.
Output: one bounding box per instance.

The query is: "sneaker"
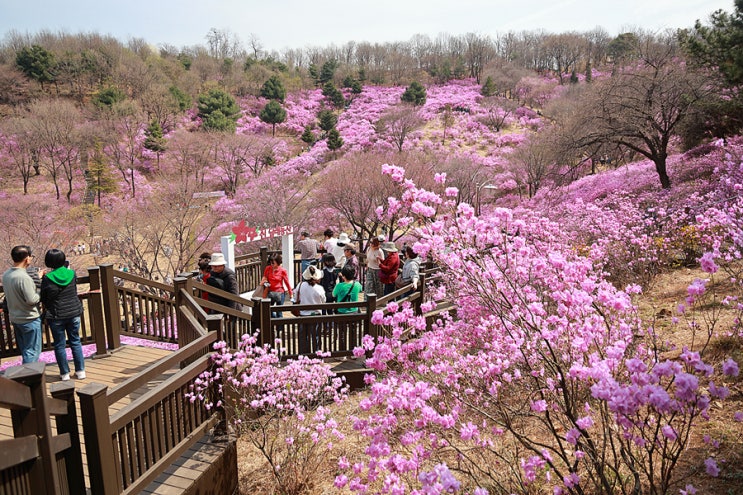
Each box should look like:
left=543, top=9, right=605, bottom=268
left=75, top=370, right=86, bottom=380
left=60, top=373, right=70, bottom=381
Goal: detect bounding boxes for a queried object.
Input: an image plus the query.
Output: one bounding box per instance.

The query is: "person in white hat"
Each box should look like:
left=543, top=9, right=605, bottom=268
left=292, top=264, right=326, bottom=353
left=334, top=232, right=351, bottom=267
left=206, top=253, right=239, bottom=309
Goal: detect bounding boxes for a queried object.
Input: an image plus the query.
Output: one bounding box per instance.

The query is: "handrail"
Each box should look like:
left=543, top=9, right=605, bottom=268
left=107, top=327, right=217, bottom=405
left=110, top=354, right=211, bottom=431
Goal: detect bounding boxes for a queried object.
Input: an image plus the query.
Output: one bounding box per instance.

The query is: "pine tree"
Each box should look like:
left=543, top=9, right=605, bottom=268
left=260, top=75, right=286, bottom=102
left=144, top=120, right=167, bottom=167
left=481, top=76, right=497, bottom=97
left=401, top=81, right=427, bottom=106
left=197, top=88, right=241, bottom=133
left=327, top=128, right=343, bottom=151
left=87, top=142, right=118, bottom=206
left=300, top=125, right=316, bottom=146
left=317, top=109, right=338, bottom=137
left=259, top=100, right=287, bottom=136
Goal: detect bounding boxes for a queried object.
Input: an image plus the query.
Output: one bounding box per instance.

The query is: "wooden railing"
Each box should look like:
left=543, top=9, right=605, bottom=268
left=0, top=362, right=84, bottom=495
left=77, top=307, right=221, bottom=495
left=0, top=269, right=109, bottom=360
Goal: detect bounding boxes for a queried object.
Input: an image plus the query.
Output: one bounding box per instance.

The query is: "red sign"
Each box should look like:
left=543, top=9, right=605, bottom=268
left=231, top=221, right=293, bottom=243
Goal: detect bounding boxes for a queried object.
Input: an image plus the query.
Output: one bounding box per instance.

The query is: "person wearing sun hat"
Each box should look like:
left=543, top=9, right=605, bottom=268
left=292, top=264, right=326, bottom=353
left=206, top=252, right=239, bottom=309
left=379, top=241, right=400, bottom=296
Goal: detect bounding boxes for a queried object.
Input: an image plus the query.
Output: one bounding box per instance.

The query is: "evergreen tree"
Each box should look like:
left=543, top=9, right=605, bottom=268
left=308, top=63, right=319, bottom=86
left=319, top=59, right=338, bottom=85
left=585, top=61, right=593, bottom=83
left=87, top=142, right=118, bottom=207
left=401, top=81, right=427, bottom=106
left=327, top=128, right=343, bottom=151
left=300, top=125, right=316, bottom=146
left=259, top=100, right=287, bottom=136
left=342, top=75, right=355, bottom=88
left=15, top=45, right=55, bottom=90
left=260, top=75, right=286, bottom=102
left=143, top=120, right=167, bottom=167
left=169, top=85, right=191, bottom=111
left=481, top=76, right=497, bottom=97
left=350, top=80, right=363, bottom=95
left=317, top=109, right=338, bottom=136
left=570, top=69, right=579, bottom=84
left=358, top=67, right=367, bottom=82
left=197, top=88, right=241, bottom=133
left=93, top=85, right=126, bottom=108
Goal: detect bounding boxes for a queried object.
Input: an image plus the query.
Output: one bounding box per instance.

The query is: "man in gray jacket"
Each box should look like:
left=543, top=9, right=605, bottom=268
left=2, top=245, right=42, bottom=363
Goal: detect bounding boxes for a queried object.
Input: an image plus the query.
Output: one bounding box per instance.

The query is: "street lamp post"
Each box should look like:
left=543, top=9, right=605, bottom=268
left=476, top=183, right=497, bottom=216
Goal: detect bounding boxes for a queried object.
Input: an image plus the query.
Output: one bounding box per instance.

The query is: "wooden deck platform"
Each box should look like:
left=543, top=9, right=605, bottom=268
left=0, top=344, right=230, bottom=494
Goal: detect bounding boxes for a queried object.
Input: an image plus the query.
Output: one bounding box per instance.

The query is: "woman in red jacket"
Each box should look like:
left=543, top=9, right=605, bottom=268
left=261, top=253, right=293, bottom=318
left=379, top=242, right=400, bottom=296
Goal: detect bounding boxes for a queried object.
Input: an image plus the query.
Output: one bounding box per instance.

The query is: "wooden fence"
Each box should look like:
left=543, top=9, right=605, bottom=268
left=76, top=299, right=223, bottom=495
left=0, top=362, right=84, bottom=495
left=0, top=249, right=434, bottom=495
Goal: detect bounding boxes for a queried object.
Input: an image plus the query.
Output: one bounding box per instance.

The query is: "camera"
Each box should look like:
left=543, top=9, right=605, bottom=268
left=263, top=282, right=271, bottom=288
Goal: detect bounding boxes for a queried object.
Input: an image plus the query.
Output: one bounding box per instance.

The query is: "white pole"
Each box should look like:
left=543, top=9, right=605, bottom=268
left=281, top=233, right=294, bottom=290
left=221, top=235, right=235, bottom=271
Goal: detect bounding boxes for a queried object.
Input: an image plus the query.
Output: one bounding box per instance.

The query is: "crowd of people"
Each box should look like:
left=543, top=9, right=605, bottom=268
left=0, top=230, right=422, bottom=373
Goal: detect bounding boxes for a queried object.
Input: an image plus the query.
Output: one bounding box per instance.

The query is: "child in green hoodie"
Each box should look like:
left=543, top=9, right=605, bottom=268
left=40, top=249, right=85, bottom=381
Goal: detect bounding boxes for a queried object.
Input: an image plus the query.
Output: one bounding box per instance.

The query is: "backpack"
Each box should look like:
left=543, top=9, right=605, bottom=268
left=321, top=267, right=338, bottom=300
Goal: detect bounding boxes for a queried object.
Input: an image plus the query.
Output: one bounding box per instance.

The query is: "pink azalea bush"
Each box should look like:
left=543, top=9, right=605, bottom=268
left=334, top=165, right=739, bottom=495
left=186, top=333, right=348, bottom=495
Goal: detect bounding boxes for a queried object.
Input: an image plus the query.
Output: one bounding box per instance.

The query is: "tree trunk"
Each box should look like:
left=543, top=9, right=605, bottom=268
left=654, top=156, right=671, bottom=189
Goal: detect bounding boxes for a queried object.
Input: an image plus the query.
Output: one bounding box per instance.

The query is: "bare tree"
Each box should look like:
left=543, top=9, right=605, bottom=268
left=26, top=99, right=82, bottom=201
left=564, top=41, right=712, bottom=188
left=376, top=105, right=424, bottom=152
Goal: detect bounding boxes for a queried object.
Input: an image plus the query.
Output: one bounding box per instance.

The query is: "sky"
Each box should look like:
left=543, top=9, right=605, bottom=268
left=0, top=0, right=735, bottom=54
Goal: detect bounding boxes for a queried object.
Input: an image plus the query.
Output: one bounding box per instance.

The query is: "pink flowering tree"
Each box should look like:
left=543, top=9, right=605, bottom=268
left=187, top=334, right=349, bottom=495
left=335, top=165, right=735, bottom=495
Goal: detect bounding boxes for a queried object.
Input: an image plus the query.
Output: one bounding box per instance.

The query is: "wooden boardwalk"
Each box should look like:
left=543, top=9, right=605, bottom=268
left=0, top=344, right=227, bottom=494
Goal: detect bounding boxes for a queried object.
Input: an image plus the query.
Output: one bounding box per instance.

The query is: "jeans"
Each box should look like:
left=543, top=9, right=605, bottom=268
left=12, top=318, right=42, bottom=363
left=48, top=317, right=85, bottom=375
left=268, top=291, right=285, bottom=318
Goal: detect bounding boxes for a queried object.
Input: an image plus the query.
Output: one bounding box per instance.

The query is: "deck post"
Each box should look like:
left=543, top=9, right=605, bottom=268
left=78, top=383, right=120, bottom=495
left=366, top=292, right=377, bottom=340
left=6, top=362, right=61, bottom=495
left=253, top=297, right=273, bottom=347
left=415, top=273, right=426, bottom=315
left=51, top=381, right=86, bottom=494
left=99, top=263, right=121, bottom=350
left=87, top=265, right=109, bottom=357
left=259, top=246, right=269, bottom=272
left=174, top=276, right=191, bottom=348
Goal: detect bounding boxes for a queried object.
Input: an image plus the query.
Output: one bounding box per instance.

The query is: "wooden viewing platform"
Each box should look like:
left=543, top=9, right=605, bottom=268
left=0, top=252, right=435, bottom=494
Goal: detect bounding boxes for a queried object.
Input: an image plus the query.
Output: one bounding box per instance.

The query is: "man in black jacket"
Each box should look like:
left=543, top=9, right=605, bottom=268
left=206, top=253, right=239, bottom=309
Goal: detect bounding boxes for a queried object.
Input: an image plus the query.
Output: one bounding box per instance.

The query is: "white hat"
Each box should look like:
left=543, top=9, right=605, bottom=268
left=381, top=241, right=398, bottom=252
left=208, top=253, right=227, bottom=266
left=302, top=264, right=323, bottom=281
left=337, top=233, right=351, bottom=246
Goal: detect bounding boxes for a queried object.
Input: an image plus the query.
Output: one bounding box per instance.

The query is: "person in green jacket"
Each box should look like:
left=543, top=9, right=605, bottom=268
left=332, top=264, right=362, bottom=350
left=40, top=249, right=85, bottom=381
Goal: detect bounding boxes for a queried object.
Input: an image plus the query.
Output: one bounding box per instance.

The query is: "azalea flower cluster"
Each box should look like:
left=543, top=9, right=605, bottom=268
left=335, top=165, right=740, bottom=495
left=186, top=333, right=348, bottom=494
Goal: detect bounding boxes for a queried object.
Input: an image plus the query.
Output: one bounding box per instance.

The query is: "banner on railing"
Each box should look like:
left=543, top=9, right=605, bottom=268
left=230, top=221, right=293, bottom=244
